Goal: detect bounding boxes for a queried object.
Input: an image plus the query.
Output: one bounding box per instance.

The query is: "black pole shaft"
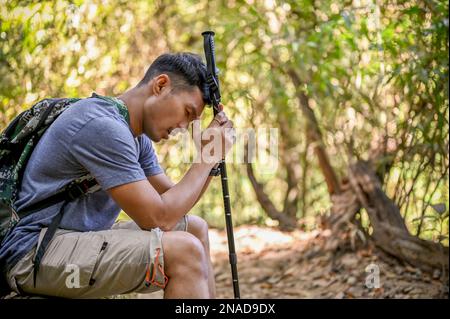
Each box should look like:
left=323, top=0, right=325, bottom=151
left=202, top=31, right=240, bottom=299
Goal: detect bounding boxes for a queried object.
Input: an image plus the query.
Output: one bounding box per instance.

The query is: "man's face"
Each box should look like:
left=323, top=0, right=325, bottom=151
left=142, top=76, right=205, bottom=142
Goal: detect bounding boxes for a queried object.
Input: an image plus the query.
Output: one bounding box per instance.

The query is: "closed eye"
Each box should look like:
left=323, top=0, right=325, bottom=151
left=186, top=104, right=199, bottom=122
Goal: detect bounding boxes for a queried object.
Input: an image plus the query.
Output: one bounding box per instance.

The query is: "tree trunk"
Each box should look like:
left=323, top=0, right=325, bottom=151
left=287, top=69, right=341, bottom=195
left=348, top=161, right=449, bottom=271
left=246, top=161, right=298, bottom=231
left=326, top=160, right=449, bottom=271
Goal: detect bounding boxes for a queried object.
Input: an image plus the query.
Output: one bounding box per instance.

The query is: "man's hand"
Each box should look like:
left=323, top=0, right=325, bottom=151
left=195, top=106, right=236, bottom=164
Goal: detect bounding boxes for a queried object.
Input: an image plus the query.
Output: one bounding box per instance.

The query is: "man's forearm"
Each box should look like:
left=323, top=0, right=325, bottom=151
left=194, top=176, right=213, bottom=206
left=160, top=161, right=215, bottom=229
left=194, top=162, right=220, bottom=205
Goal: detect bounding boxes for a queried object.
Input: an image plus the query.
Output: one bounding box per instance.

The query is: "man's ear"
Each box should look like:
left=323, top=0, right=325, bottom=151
left=151, top=74, right=171, bottom=96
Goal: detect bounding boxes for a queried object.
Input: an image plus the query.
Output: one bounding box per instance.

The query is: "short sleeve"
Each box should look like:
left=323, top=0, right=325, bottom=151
left=137, top=135, right=163, bottom=177
left=69, top=116, right=147, bottom=190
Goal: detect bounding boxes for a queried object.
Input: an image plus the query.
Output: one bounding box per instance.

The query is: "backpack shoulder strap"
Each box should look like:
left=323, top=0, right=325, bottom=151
left=90, top=92, right=130, bottom=125
left=17, top=175, right=99, bottom=217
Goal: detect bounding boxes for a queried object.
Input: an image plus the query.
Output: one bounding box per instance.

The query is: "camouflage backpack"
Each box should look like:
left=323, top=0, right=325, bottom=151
left=0, top=93, right=129, bottom=294
left=0, top=93, right=129, bottom=245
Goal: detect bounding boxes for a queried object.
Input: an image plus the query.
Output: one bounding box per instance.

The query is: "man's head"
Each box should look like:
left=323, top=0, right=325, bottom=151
left=137, top=52, right=210, bottom=142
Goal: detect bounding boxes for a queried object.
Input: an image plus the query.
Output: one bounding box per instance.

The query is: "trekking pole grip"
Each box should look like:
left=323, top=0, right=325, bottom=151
left=201, top=31, right=221, bottom=114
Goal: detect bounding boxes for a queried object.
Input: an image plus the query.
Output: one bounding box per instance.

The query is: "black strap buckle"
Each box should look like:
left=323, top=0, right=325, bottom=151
left=65, top=180, right=90, bottom=201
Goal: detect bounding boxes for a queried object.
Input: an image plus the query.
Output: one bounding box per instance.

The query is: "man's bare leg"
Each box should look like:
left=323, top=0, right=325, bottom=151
left=162, top=231, right=210, bottom=298
left=186, top=215, right=216, bottom=298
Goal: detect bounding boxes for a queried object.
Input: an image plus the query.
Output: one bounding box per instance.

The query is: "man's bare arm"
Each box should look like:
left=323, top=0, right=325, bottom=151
left=148, top=169, right=216, bottom=204
left=147, top=173, right=174, bottom=194
left=108, top=161, right=215, bottom=231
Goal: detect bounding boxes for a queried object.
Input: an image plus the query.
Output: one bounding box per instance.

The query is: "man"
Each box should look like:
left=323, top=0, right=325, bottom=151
left=0, top=52, right=235, bottom=298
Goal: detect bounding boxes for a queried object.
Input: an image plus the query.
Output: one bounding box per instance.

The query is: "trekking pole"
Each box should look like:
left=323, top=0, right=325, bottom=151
left=202, top=31, right=240, bottom=299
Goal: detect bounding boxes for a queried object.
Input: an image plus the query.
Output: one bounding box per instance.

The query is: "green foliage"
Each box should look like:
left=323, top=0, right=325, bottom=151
left=1, top=0, right=448, bottom=241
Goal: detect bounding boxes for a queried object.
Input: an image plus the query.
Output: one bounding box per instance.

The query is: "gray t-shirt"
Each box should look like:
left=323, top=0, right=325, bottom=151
left=0, top=96, right=163, bottom=271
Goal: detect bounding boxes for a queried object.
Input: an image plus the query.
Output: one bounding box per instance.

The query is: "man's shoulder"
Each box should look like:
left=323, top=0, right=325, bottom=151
left=53, top=96, right=129, bottom=140
left=69, top=96, right=124, bottom=122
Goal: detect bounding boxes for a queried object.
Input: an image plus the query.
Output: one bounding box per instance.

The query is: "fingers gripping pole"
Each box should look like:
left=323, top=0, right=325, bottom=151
left=202, top=31, right=241, bottom=299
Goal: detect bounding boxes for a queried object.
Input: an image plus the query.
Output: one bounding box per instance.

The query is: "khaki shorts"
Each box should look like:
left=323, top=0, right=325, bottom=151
left=6, top=216, right=188, bottom=298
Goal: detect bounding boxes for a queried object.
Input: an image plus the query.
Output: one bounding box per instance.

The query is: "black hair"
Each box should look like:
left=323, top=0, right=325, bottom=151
left=138, top=52, right=211, bottom=104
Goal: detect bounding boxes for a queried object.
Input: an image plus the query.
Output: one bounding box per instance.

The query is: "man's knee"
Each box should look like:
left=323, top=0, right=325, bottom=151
left=162, top=232, right=208, bottom=278
left=187, top=215, right=210, bottom=247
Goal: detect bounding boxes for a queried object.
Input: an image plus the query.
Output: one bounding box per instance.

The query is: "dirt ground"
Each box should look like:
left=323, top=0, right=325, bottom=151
left=138, top=225, right=448, bottom=299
